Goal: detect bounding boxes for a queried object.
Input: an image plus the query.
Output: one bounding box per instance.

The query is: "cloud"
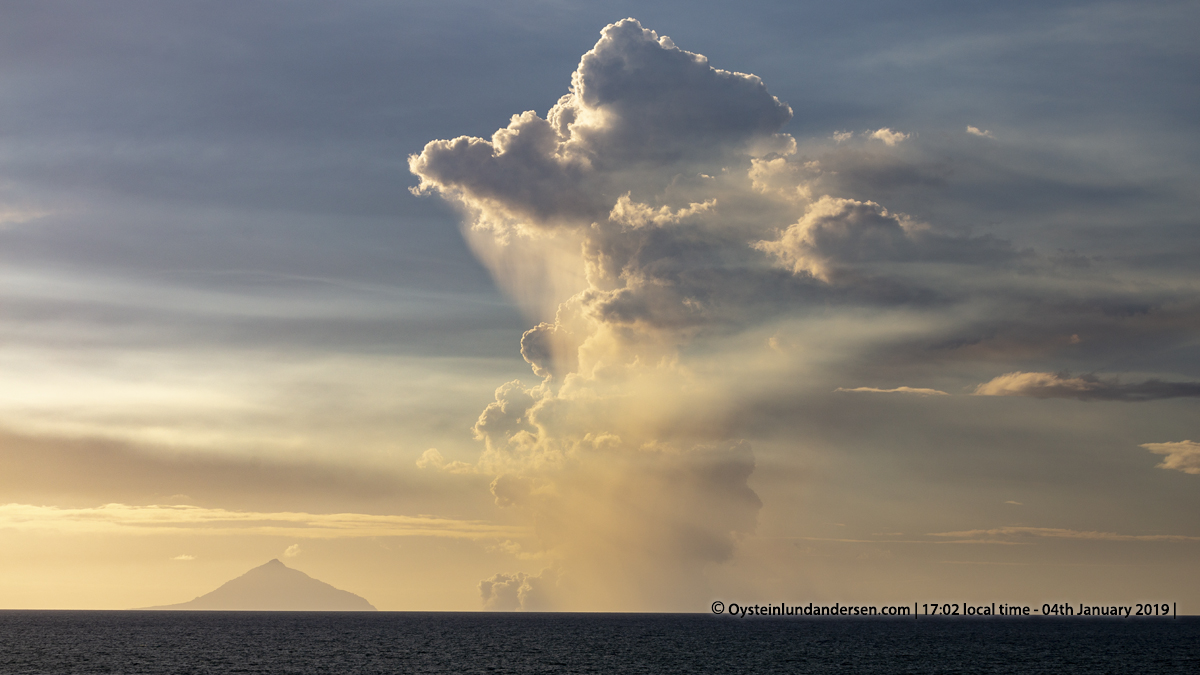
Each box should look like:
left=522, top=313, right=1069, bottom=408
left=410, top=17, right=1021, bottom=339
left=869, top=128, right=910, bottom=146
left=755, top=195, right=1017, bottom=282
left=0, top=205, right=52, bottom=227
left=413, top=21, right=781, bottom=608
left=1140, top=441, right=1200, bottom=475
left=411, top=18, right=820, bottom=338
left=171, top=554, right=195, bottom=561
left=408, top=16, right=1200, bottom=610
left=483, top=439, right=760, bottom=604
left=794, top=526, right=1200, bottom=545
left=487, top=539, right=544, bottom=561
left=0, top=503, right=527, bottom=540
left=834, top=386, right=949, bottom=396
left=608, top=192, right=717, bottom=229
left=832, top=131, right=853, bottom=143
left=406, top=16, right=1049, bottom=610
left=410, top=17, right=794, bottom=238
left=929, top=526, right=1200, bottom=543
left=478, top=568, right=559, bottom=611
left=0, top=426, right=459, bottom=512
left=973, top=372, right=1200, bottom=401
left=283, top=543, right=301, bottom=558
left=754, top=196, right=918, bottom=282
left=966, top=125, right=995, bottom=138
left=415, top=448, right=476, bottom=474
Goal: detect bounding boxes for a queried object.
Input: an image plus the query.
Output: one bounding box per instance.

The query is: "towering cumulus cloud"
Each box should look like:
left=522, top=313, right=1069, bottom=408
left=411, top=19, right=799, bottom=610
left=409, top=18, right=1025, bottom=610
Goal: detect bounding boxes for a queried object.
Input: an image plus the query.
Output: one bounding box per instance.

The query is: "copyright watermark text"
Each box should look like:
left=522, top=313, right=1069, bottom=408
left=712, top=601, right=910, bottom=617
left=711, top=601, right=1179, bottom=618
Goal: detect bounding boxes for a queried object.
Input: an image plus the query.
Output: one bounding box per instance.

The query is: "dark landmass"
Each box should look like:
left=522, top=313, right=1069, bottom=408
left=141, top=559, right=376, bottom=611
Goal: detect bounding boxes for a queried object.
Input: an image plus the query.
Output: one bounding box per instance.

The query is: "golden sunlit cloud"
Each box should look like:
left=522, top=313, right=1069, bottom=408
left=973, top=372, right=1200, bottom=401
left=834, top=386, right=949, bottom=396
left=929, top=526, right=1200, bottom=543
left=410, top=17, right=791, bottom=609
left=406, top=16, right=1192, bottom=611
left=1139, top=441, right=1200, bottom=475
left=868, top=128, right=910, bottom=146
left=415, top=448, right=477, bottom=474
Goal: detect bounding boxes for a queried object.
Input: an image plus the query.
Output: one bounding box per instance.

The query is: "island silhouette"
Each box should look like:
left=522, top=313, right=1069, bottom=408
left=142, top=559, right=376, bottom=611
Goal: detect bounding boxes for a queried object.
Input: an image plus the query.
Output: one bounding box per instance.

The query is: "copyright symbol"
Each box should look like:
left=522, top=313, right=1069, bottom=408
left=711, top=601, right=724, bottom=614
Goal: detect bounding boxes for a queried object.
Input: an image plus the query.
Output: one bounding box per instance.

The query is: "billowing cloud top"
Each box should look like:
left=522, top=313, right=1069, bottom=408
left=410, top=18, right=794, bottom=233
left=408, top=18, right=1017, bottom=353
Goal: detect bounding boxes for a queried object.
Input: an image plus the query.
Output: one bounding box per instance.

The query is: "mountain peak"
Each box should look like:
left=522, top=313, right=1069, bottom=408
left=142, top=559, right=376, bottom=611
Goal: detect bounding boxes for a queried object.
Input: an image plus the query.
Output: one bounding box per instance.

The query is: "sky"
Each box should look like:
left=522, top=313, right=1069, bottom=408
left=1, top=0, right=1197, bottom=611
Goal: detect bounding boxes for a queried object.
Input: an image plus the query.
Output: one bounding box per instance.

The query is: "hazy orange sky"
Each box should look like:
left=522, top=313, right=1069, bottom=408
left=2, top=1, right=1198, bottom=611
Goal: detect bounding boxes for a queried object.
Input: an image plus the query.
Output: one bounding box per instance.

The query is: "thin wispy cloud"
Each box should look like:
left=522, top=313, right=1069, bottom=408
left=930, top=526, right=1200, bottom=543
left=0, top=205, right=52, bottom=226
left=973, top=372, right=1200, bottom=401
left=0, top=504, right=528, bottom=540
left=835, top=386, right=949, bottom=396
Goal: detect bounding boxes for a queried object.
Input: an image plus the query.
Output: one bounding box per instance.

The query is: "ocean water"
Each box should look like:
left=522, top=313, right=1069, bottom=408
left=1, top=612, right=1197, bottom=674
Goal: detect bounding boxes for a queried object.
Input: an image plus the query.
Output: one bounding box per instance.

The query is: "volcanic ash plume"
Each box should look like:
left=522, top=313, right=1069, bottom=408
left=409, top=18, right=857, bottom=610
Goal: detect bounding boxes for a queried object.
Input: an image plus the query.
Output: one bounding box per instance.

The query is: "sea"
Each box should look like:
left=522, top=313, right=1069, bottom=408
left=1, top=612, right=1197, bottom=674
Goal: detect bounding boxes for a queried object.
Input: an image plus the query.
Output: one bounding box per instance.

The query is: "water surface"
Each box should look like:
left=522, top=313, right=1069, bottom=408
left=1, top=611, right=1196, bottom=673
